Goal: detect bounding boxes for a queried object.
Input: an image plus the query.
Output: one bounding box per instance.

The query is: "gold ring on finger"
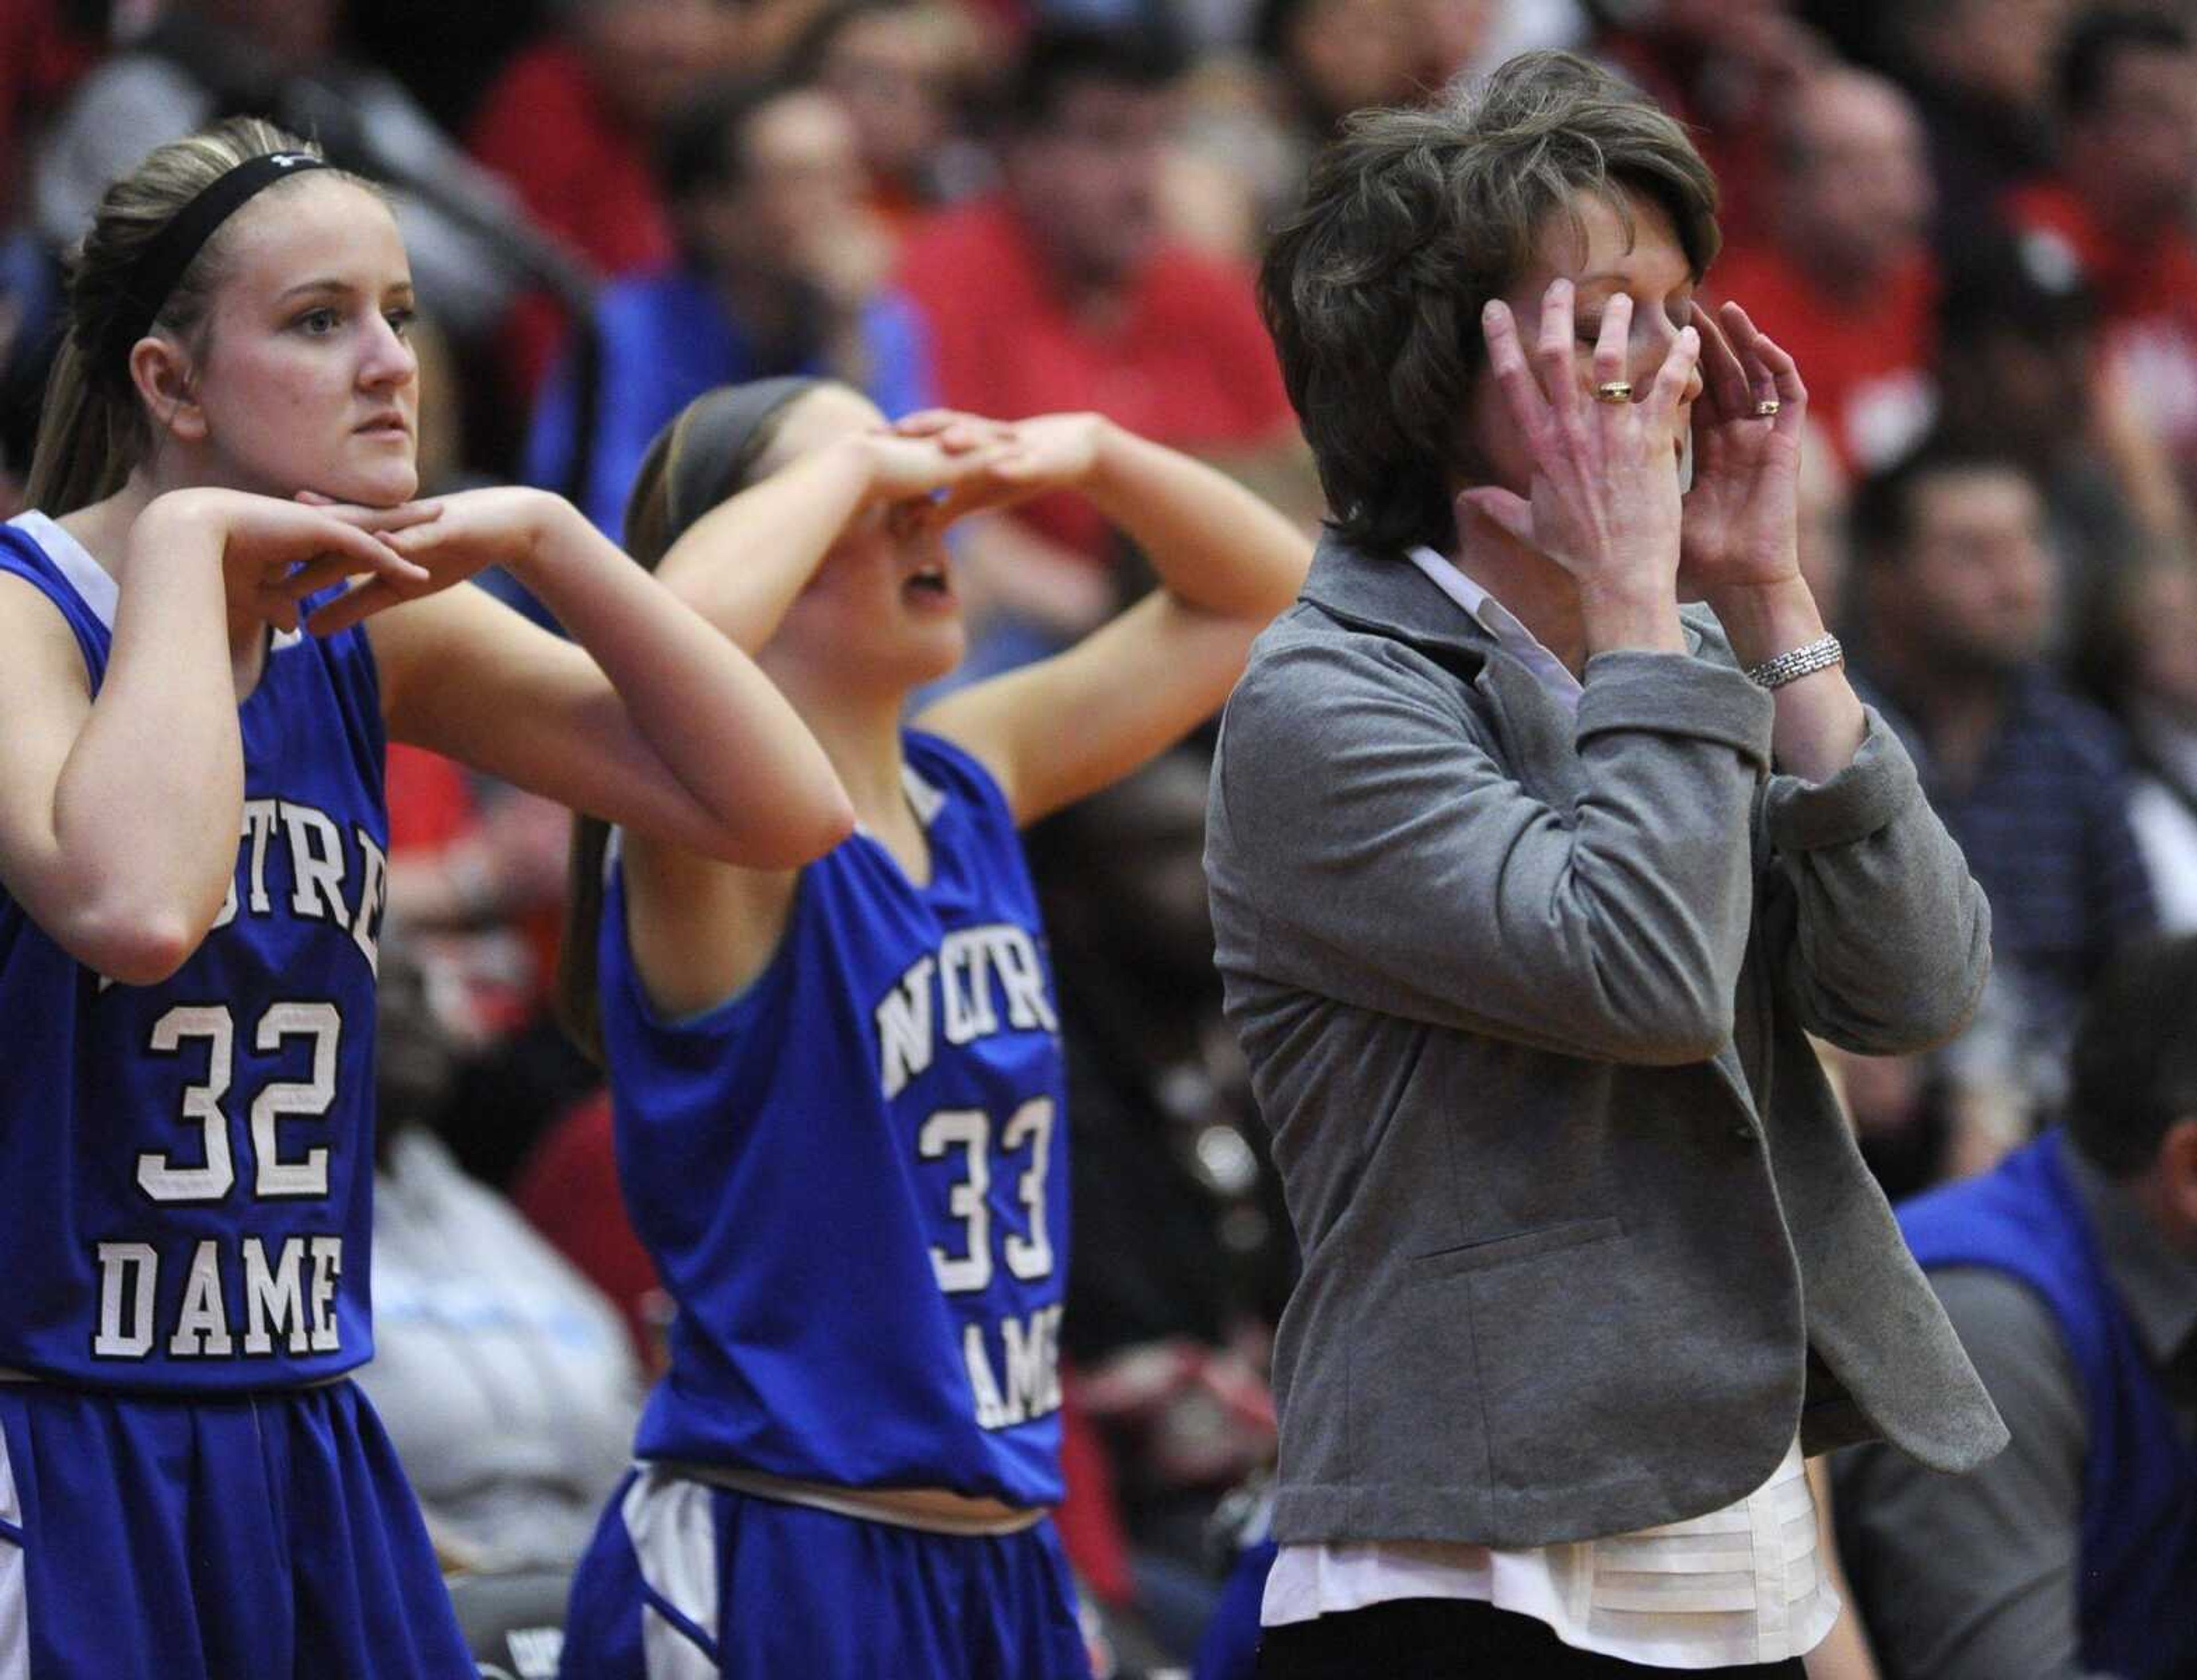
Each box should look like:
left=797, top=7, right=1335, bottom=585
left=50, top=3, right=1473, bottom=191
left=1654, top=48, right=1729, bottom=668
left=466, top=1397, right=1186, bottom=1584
left=1593, top=380, right=1633, bottom=404
left=1754, top=398, right=1782, bottom=418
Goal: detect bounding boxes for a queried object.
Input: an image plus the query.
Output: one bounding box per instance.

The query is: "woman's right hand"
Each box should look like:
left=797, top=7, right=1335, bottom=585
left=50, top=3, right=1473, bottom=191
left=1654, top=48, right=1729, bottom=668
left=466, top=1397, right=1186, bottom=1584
left=1458, top=280, right=1698, bottom=630
left=141, top=487, right=437, bottom=634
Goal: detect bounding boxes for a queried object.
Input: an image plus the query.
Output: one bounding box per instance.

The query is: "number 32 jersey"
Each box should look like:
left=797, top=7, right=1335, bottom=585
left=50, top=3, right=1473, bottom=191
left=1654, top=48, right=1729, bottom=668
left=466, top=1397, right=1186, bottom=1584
left=0, top=514, right=387, bottom=1392
left=600, top=730, right=1069, bottom=1508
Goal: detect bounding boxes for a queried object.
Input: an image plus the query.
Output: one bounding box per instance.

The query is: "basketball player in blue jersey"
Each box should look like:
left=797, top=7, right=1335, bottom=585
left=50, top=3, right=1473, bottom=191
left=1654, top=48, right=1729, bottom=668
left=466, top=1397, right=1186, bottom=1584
left=553, top=378, right=1312, bottom=1676
left=0, top=122, right=852, bottom=1678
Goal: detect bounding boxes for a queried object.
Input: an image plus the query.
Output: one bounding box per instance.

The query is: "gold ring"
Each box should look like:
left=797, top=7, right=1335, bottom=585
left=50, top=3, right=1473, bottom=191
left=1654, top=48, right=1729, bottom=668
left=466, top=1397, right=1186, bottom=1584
left=1593, top=380, right=1633, bottom=404
left=1754, top=398, right=1782, bottom=418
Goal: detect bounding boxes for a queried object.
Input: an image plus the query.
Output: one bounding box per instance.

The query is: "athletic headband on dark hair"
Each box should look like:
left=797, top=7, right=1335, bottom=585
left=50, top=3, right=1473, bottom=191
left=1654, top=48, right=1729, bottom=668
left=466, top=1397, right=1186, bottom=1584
left=104, top=150, right=332, bottom=385
left=668, top=376, right=824, bottom=537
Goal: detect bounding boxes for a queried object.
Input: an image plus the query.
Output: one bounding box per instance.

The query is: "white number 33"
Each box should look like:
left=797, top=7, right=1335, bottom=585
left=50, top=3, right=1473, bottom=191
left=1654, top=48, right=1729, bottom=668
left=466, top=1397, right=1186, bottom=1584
left=918, top=1097, right=1056, bottom=1294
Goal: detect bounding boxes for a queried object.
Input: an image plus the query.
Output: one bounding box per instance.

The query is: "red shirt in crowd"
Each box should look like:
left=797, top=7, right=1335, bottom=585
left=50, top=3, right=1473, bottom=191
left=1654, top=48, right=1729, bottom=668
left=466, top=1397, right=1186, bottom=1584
left=385, top=742, right=475, bottom=855
left=0, top=0, right=90, bottom=216
left=466, top=39, right=677, bottom=402
left=2004, top=177, right=2197, bottom=464
left=1710, top=240, right=1940, bottom=475
left=895, top=196, right=1294, bottom=559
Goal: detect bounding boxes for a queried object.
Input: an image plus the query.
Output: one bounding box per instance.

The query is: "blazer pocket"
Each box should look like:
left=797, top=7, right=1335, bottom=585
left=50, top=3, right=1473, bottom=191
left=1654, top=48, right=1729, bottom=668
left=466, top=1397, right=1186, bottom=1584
left=1411, top=1216, right=1623, bottom=1280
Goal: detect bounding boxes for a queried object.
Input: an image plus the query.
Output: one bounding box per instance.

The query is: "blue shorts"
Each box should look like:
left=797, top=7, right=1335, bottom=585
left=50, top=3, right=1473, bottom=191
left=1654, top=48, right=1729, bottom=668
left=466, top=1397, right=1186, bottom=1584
left=0, top=1379, right=471, bottom=1679
left=562, top=1467, right=1092, bottom=1678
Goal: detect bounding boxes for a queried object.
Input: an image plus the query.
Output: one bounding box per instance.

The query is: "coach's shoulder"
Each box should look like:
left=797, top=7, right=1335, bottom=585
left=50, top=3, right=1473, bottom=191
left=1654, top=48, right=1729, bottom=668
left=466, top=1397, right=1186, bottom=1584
left=1235, top=604, right=1470, bottom=732
left=1215, top=608, right=1484, bottom=850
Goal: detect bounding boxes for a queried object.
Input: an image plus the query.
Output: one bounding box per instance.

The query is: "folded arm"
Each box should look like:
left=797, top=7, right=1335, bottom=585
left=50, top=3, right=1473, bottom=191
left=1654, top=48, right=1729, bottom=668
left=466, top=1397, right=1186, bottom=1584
left=1755, top=711, right=1992, bottom=1055
left=1209, top=633, right=1773, bottom=1065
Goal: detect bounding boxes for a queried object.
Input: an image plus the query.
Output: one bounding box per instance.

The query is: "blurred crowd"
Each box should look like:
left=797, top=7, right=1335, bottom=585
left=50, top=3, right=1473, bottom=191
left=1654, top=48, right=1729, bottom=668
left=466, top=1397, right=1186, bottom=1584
left=3, top=0, right=2195, bottom=1674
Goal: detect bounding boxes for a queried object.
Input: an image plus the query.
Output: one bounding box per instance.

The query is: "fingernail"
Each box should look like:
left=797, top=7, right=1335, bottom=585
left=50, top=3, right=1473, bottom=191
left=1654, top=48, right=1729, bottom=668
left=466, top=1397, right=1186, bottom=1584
left=1483, top=300, right=1500, bottom=323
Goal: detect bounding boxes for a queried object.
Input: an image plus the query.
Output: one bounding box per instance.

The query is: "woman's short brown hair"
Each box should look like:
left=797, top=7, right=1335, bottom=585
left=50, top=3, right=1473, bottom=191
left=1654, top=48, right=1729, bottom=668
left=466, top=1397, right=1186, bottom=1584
left=1259, top=50, right=1719, bottom=558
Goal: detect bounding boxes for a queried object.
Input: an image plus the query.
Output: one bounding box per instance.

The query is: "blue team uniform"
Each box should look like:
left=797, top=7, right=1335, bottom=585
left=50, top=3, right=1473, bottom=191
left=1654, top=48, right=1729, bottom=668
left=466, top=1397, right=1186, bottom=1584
left=0, top=514, right=470, bottom=1677
left=564, top=731, right=1089, bottom=1677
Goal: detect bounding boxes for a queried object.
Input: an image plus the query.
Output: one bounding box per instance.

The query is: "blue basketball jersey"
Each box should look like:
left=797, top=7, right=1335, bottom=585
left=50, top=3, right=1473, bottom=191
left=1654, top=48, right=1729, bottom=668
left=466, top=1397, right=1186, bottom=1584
left=0, top=513, right=388, bottom=1392
left=601, top=730, right=1069, bottom=1507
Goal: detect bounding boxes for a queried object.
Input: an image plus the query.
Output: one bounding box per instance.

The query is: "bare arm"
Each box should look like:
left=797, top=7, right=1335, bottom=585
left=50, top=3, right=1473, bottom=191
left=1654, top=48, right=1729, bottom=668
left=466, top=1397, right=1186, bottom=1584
left=915, top=416, right=1312, bottom=824
left=364, top=488, right=851, bottom=867
left=0, top=491, right=427, bottom=983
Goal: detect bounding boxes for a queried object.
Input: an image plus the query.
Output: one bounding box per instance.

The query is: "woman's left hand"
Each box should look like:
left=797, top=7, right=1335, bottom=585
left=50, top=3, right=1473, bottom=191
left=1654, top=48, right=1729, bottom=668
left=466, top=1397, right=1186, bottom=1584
left=1679, top=300, right=1809, bottom=597
left=304, top=486, right=561, bottom=636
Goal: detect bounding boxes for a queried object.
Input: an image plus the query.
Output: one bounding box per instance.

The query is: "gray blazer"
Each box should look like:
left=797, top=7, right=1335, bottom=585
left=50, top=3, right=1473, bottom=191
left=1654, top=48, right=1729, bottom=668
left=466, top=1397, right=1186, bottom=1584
left=1205, top=537, right=2009, bottom=1550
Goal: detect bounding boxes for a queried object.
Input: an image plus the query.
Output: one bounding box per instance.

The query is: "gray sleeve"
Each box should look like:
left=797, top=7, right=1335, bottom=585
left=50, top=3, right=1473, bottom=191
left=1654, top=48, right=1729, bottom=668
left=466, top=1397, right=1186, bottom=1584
left=1209, top=636, right=1773, bottom=1065
left=1831, top=1268, right=2115, bottom=1680
left=1758, top=710, right=1994, bottom=1056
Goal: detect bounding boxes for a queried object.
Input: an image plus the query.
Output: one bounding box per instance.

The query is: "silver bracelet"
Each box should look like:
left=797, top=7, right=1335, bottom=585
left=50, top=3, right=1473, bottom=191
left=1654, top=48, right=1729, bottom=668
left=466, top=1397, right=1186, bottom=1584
left=1744, top=632, right=1843, bottom=689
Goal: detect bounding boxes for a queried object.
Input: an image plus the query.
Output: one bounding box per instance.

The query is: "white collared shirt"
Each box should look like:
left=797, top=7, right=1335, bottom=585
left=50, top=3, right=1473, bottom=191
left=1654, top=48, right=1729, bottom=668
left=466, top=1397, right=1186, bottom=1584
left=1260, top=549, right=1840, bottom=1670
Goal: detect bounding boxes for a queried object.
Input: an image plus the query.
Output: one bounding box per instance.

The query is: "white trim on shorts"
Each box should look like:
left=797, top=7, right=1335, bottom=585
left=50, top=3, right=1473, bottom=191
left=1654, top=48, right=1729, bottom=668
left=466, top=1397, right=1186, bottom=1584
left=0, top=1414, right=29, bottom=1680
left=624, top=1467, right=721, bottom=1679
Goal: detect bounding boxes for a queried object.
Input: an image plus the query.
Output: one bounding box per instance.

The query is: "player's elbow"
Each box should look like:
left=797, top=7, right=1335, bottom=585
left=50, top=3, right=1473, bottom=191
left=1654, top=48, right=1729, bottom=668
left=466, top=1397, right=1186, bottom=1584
left=62, top=900, right=207, bottom=986
left=709, top=786, right=857, bottom=870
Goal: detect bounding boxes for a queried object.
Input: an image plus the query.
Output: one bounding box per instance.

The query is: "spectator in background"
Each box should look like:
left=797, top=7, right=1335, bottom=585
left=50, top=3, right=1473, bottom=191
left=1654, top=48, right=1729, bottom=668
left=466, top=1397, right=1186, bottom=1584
left=1851, top=443, right=2156, bottom=1089
left=511, top=1087, right=667, bottom=1368
left=1933, top=235, right=2183, bottom=650
left=2004, top=10, right=2197, bottom=486
left=897, top=23, right=1308, bottom=665
left=2085, top=555, right=2197, bottom=932
left=1835, top=935, right=2197, bottom=1680
left=31, top=0, right=550, bottom=347
left=361, top=935, right=644, bottom=1573
left=786, top=0, right=985, bottom=239
left=1173, top=0, right=1426, bottom=267
left=525, top=76, right=931, bottom=536
left=1028, top=747, right=1288, bottom=1520
left=0, top=0, right=86, bottom=194
left=1028, top=746, right=1292, bottom=1659
left=382, top=745, right=572, bottom=1045
left=1879, top=0, right=2065, bottom=249
left=0, top=0, right=93, bottom=499
left=1794, top=416, right=1853, bottom=629
left=1711, top=67, right=1937, bottom=475
left=1584, top=0, right=1827, bottom=246
left=1252, top=0, right=1418, bottom=162
left=468, top=0, right=743, bottom=403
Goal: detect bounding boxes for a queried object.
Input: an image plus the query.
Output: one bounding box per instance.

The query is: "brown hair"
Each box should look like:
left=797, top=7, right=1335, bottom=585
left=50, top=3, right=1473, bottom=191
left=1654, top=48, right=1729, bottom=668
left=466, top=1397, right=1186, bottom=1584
left=555, top=377, right=826, bottom=1063
left=25, top=118, right=367, bottom=514
left=1259, top=50, right=1719, bottom=557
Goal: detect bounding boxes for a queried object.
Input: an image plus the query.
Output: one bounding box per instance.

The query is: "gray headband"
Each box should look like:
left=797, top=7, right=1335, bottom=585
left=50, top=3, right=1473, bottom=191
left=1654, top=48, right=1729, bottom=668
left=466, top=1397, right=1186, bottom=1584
left=666, top=377, right=826, bottom=539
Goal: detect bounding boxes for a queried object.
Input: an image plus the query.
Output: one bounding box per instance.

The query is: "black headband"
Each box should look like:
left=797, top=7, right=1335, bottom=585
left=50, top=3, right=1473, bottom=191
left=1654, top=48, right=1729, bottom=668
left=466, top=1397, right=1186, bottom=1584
left=104, top=150, right=332, bottom=386
left=667, top=376, right=823, bottom=539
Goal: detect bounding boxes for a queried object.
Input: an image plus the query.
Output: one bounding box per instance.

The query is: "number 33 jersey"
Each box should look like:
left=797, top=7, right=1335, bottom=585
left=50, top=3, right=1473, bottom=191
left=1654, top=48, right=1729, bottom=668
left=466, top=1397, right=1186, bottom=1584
left=600, top=730, right=1070, bottom=1508
left=0, top=514, right=387, bottom=1392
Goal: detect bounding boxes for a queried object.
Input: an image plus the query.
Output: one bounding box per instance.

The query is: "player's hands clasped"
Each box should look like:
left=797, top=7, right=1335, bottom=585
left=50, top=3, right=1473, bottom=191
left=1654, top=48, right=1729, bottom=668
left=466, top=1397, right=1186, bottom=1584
left=885, top=408, right=1110, bottom=527
left=303, top=486, right=566, bottom=636
left=842, top=425, right=1015, bottom=514
left=150, top=487, right=439, bottom=636
left=1457, top=279, right=1699, bottom=606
